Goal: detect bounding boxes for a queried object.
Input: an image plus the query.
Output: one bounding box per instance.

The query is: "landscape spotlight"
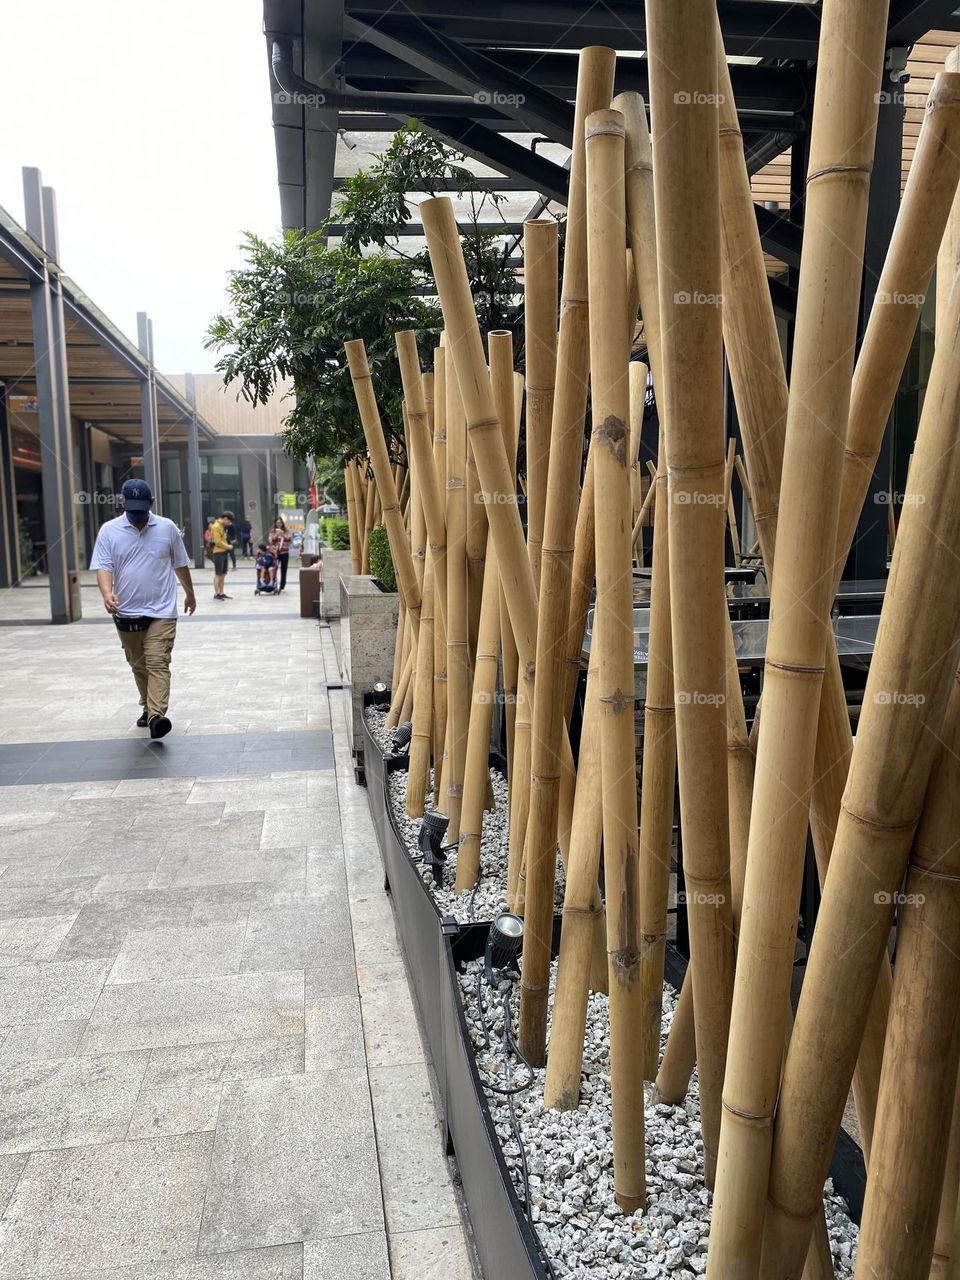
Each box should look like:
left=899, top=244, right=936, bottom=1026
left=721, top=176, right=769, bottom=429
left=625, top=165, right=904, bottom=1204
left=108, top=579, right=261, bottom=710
left=484, top=911, right=524, bottom=987
left=418, top=809, right=450, bottom=885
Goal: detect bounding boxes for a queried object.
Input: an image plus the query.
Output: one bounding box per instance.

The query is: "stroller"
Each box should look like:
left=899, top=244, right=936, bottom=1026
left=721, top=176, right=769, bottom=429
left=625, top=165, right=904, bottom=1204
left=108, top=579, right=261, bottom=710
left=254, top=545, right=279, bottom=597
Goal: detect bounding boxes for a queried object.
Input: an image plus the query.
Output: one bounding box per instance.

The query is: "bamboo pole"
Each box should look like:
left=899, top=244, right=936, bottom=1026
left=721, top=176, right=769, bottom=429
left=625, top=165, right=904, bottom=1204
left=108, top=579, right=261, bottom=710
left=723, top=439, right=741, bottom=566
left=629, top=362, right=646, bottom=525
left=445, top=356, right=470, bottom=839
left=939, top=45, right=960, bottom=341
left=465, top=437, right=487, bottom=662
left=932, top=1077, right=960, bottom=1277
left=344, top=462, right=363, bottom=574
left=385, top=606, right=408, bottom=729
left=652, top=970, right=696, bottom=1103
left=523, top=219, right=558, bottom=593
left=456, top=330, right=515, bottom=889
left=647, top=0, right=733, bottom=1189
left=853, top=678, right=960, bottom=1280
left=432, top=348, right=449, bottom=796
left=760, top=267, right=960, bottom=1280
left=519, top=45, right=617, bottom=1066
left=361, top=471, right=374, bottom=574
left=613, top=91, right=680, bottom=1081
left=703, top=0, right=889, bottom=1264
left=560, top=451, right=597, bottom=719
left=406, top=547, right=435, bottom=817
left=501, top=366, right=522, bottom=851
left=755, top=70, right=960, bottom=1261
left=585, top=106, right=644, bottom=1212
left=344, top=342, right=421, bottom=644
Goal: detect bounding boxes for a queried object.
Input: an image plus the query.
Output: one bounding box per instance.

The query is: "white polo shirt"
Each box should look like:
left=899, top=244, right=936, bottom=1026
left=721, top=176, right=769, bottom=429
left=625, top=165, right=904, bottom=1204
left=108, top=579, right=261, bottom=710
left=90, top=514, right=190, bottom=618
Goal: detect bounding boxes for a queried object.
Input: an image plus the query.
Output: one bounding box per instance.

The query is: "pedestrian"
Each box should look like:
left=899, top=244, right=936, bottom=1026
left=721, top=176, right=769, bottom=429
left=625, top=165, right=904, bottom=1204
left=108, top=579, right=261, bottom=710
left=226, top=517, right=238, bottom=570
left=90, top=478, right=196, bottom=740
left=208, top=510, right=234, bottom=600
left=239, top=517, right=253, bottom=558
left=268, top=516, right=293, bottom=592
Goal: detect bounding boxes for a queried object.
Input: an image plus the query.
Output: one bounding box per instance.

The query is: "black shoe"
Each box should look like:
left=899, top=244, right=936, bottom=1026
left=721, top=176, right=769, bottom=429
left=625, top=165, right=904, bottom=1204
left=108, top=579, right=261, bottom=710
left=221, top=593, right=232, bottom=600
left=149, top=715, right=172, bottom=740
left=213, top=593, right=224, bottom=600
left=136, top=708, right=149, bottom=728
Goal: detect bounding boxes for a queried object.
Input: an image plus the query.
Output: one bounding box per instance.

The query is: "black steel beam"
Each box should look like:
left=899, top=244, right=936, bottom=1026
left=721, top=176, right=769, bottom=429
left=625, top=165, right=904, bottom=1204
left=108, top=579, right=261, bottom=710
left=754, top=204, right=803, bottom=269
left=415, top=116, right=570, bottom=202
left=888, top=0, right=960, bottom=45
left=325, top=221, right=528, bottom=236
left=333, top=175, right=532, bottom=191
left=345, top=0, right=826, bottom=59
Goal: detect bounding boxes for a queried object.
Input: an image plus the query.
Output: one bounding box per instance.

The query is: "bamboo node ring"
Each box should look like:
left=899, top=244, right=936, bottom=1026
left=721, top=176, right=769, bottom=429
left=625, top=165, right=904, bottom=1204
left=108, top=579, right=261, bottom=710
left=908, top=859, right=960, bottom=882
left=806, top=162, right=871, bottom=187
left=467, top=416, right=501, bottom=434
left=720, top=1100, right=772, bottom=1128
left=765, top=659, right=825, bottom=677
left=838, top=803, right=919, bottom=836
left=563, top=905, right=602, bottom=919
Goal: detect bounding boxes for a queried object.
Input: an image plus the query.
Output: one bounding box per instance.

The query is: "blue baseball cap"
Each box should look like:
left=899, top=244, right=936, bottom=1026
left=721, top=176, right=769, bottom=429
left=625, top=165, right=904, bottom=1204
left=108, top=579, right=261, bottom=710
left=121, top=479, right=153, bottom=512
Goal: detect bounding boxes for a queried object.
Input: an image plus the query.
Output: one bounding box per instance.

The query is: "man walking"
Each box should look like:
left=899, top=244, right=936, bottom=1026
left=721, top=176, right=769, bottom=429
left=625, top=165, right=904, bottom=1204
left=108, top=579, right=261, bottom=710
left=239, top=516, right=253, bottom=558
left=91, top=479, right=196, bottom=740
left=208, top=510, right=234, bottom=601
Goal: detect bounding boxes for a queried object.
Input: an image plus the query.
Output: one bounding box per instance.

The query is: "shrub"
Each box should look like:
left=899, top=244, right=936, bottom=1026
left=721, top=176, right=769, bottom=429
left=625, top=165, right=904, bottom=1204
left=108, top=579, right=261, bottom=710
left=322, top=517, right=351, bottom=550
left=367, top=525, right=396, bottom=592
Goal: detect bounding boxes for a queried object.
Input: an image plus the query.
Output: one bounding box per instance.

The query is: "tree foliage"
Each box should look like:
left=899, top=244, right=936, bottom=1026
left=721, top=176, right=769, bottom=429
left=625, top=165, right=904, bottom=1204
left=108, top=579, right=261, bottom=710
left=206, top=123, right=527, bottom=467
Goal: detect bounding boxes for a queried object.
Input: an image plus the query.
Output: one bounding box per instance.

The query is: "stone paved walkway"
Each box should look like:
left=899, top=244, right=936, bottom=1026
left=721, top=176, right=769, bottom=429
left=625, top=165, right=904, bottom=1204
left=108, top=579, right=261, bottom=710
left=0, top=568, right=473, bottom=1279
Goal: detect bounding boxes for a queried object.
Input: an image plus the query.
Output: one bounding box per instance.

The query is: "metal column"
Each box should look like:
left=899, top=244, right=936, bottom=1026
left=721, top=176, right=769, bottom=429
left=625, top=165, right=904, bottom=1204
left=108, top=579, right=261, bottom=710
left=136, top=312, right=162, bottom=510
left=183, top=373, right=205, bottom=569
left=843, top=50, right=907, bottom=581
left=0, top=387, right=21, bottom=588
left=23, top=168, right=72, bottom=623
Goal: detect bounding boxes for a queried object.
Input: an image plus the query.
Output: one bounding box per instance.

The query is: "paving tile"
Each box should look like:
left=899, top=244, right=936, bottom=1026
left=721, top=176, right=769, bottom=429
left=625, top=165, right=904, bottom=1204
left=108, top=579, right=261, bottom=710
left=369, top=1063, right=461, bottom=1234
left=53, top=892, right=199, bottom=962
left=259, top=809, right=328, bottom=849
left=388, top=1227, right=474, bottom=1280
left=79, top=970, right=304, bottom=1055
left=240, top=902, right=349, bottom=975
left=0, top=1153, right=26, bottom=1216
left=305, top=994, right=364, bottom=1072
left=0, top=959, right=110, bottom=1026
left=0, top=915, right=77, bottom=966
left=356, top=963, right=425, bottom=1068
left=0, top=881, right=102, bottom=922
left=160, top=812, right=265, bottom=857
left=198, top=1070, right=383, bottom=1254
left=0, top=1018, right=86, bottom=1068
left=304, top=1233, right=390, bottom=1279
left=158, top=846, right=306, bottom=892
left=0, top=1133, right=213, bottom=1277
left=0, top=1050, right=148, bottom=1153
left=108, top=924, right=246, bottom=984
left=60, top=1245, right=303, bottom=1280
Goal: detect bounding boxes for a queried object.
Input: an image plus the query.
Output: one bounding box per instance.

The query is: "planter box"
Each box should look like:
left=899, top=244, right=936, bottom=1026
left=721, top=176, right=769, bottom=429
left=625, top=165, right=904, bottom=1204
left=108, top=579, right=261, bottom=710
left=341, top=576, right=398, bottom=769
left=319, top=547, right=354, bottom=619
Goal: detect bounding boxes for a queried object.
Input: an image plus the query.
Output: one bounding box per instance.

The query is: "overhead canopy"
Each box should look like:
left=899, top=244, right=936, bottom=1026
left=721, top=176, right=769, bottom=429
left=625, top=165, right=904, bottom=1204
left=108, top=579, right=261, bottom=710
left=0, top=207, right=217, bottom=447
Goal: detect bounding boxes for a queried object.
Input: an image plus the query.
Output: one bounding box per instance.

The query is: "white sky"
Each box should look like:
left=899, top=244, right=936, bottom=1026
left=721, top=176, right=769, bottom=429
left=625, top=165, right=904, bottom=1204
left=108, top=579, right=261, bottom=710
left=0, top=0, right=281, bottom=376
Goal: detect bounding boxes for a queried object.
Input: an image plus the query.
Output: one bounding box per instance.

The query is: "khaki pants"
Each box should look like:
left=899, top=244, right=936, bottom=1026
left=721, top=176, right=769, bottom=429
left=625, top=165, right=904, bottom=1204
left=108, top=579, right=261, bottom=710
left=117, top=618, right=177, bottom=719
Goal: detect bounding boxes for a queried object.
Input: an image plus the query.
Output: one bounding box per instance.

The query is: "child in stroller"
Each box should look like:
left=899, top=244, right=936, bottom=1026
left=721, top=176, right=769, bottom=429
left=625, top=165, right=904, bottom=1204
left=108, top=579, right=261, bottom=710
left=254, top=543, right=278, bottom=595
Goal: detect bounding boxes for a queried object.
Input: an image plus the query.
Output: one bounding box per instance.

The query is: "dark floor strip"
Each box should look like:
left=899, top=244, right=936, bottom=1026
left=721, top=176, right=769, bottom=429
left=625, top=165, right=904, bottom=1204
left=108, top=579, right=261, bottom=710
left=0, top=728, right=334, bottom=785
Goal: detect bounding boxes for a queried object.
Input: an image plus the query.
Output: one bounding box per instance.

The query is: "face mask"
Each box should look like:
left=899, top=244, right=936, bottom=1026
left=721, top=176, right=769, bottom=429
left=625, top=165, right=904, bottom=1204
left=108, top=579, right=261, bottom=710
left=126, top=509, right=149, bottom=529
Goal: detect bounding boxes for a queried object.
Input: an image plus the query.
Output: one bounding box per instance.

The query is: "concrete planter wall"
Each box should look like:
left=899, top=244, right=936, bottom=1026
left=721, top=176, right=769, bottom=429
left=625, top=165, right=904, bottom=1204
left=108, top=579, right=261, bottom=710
left=340, top=574, right=398, bottom=770
left=319, top=547, right=355, bottom=620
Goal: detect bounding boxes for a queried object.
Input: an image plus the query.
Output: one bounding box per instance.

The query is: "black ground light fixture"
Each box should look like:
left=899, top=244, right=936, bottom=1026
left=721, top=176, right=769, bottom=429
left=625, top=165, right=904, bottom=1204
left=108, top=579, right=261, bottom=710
left=484, top=911, right=525, bottom=987
left=388, top=720, right=413, bottom=760
left=418, top=808, right=451, bottom=884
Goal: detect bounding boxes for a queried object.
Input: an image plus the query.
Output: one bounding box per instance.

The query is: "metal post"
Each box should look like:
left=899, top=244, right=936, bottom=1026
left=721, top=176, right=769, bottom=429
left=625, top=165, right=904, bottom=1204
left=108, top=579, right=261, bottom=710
left=0, top=386, right=21, bottom=588
left=40, top=186, right=79, bottom=575
left=23, top=168, right=71, bottom=623
left=843, top=49, right=907, bottom=582
left=183, top=373, right=205, bottom=569
left=136, top=312, right=162, bottom=510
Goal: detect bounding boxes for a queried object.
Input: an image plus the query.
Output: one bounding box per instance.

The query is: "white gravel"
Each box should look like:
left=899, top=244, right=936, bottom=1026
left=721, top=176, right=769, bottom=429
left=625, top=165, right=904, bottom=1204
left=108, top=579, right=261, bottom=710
left=366, top=704, right=565, bottom=921
left=458, top=963, right=859, bottom=1280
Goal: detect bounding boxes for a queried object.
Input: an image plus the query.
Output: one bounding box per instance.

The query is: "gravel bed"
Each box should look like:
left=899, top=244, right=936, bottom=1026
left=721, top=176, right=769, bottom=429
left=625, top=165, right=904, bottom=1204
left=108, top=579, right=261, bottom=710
left=459, top=963, right=859, bottom=1280
left=366, top=704, right=565, bottom=922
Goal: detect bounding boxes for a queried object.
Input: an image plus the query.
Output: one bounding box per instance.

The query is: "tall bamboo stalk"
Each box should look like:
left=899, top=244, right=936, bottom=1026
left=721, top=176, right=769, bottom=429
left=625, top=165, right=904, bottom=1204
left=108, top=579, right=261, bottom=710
left=456, top=330, right=515, bottom=889
left=939, top=45, right=960, bottom=340
left=853, top=676, right=960, bottom=1279
left=432, top=347, right=449, bottom=795
left=524, top=219, right=558, bottom=594
left=361, top=470, right=374, bottom=574
left=445, top=358, right=470, bottom=839
left=585, top=106, right=644, bottom=1211
left=761, top=246, right=960, bottom=1280
left=344, top=461, right=363, bottom=574
left=407, top=547, right=435, bottom=817
left=519, top=45, right=616, bottom=1066
left=466, top=437, right=487, bottom=661
left=932, top=1074, right=960, bottom=1277
left=646, top=1, right=733, bottom=1188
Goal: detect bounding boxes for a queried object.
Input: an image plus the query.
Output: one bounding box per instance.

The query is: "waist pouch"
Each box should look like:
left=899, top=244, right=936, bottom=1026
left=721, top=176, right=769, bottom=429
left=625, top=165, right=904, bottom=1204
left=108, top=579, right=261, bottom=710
left=114, top=615, right=154, bottom=633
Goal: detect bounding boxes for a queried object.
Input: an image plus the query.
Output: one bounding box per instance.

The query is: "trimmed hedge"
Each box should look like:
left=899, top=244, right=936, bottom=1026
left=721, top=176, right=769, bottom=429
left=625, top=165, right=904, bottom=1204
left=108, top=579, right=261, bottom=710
left=367, top=524, right=396, bottom=592
left=321, top=516, right=351, bottom=550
